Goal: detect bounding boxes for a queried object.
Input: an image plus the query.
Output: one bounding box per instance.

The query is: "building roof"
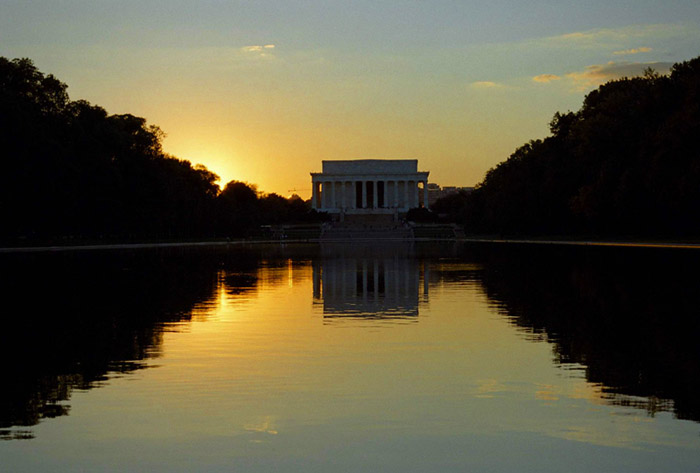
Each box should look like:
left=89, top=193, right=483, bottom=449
left=321, top=159, right=418, bottom=175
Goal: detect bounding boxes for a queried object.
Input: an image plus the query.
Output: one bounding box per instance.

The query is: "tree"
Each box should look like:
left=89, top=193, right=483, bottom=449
left=0, top=56, right=227, bottom=242
left=462, top=55, right=700, bottom=237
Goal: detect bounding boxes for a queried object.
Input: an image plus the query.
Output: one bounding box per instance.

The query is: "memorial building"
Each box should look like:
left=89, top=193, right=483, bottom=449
left=310, top=159, right=429, bottom=219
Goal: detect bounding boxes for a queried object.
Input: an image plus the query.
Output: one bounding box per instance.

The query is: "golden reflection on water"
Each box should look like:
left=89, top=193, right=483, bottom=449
left=152, top=256, right=699, bottom=456
left=2, top=246, right=700, bottom=472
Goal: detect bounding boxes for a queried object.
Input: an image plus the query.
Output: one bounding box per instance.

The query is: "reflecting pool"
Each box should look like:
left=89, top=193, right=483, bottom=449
left=1, top=242, right=699, bottom=472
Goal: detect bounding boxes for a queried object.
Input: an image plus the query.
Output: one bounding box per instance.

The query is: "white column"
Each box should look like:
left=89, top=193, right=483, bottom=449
left=414, top=181, right=419, bottom=208
left=394, top=180, right=398, bottom=208
left=362, top=181, right=367, bottom=209
left=312, top=179, right=318, bottom=210
left=404, top=181, right=409, bottom=209
left=372, top=181, right=378, bottom=209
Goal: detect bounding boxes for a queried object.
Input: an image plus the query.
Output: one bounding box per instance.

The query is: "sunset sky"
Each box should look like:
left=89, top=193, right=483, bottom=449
left=2, top=1, right=699, bottom=198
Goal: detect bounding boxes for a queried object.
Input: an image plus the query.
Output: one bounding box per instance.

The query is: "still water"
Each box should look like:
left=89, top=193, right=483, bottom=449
left=1, top=242, right=699, bottom=472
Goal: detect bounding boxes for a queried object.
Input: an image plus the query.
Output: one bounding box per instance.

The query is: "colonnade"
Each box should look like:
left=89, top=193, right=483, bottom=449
left=311, top=178, right=429, bottom=211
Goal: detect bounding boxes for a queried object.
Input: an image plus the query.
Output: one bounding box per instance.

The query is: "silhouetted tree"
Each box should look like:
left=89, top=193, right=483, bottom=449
left=430, top=190, right=471, bottom=223
left=0, top=57, right=324, bottom=243
left=216, top=181, right=260, bottom=235
left=461, top=55, right=700, bottom=238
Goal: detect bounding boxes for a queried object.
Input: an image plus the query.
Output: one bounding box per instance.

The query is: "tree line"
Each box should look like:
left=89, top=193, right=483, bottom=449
left=6, top=55, right=700, bottom=242
left=432, top=55, right=700, bottom=238
left=0, top=57, right=322, bottom=244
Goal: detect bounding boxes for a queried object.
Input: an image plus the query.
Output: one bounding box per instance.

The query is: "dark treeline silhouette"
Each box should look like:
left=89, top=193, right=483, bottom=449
left=450, top=56, right=700, bottom=237
left=427, top=190, right=472, bottom=222
left=0, top=57, right=322, bottom=244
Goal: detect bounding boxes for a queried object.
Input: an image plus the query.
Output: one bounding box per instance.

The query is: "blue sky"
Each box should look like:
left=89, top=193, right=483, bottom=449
left=2, top=1, right=699, bottom=196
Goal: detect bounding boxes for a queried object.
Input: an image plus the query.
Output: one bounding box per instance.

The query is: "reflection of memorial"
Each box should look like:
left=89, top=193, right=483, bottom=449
left=313, top=244, right=429, bottom=319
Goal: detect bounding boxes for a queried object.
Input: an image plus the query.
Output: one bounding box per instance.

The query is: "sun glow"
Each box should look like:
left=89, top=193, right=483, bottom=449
left=164, top=140, right=245, bottom=189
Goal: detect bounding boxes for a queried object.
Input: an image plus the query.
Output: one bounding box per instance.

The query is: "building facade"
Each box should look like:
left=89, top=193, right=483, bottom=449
left=311, top=159, right=429, bottom=216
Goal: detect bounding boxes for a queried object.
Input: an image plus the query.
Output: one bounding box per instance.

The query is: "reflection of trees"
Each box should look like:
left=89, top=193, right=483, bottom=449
left=471, top=244, right=700, bottom=422
left=0, top=248, right=267, bottom=438
left=0, top=245, right=326, bottom=438
left=7, top=241, right=698, bottom=442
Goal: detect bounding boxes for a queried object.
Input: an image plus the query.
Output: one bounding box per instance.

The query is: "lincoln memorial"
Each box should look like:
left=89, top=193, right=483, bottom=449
left=311, top=159, right=429, bottom=218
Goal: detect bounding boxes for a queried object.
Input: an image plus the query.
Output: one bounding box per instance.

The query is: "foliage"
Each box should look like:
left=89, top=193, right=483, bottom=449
left=429, top=190, right=472, bottom=222
left=0, top=57, right=320, bottom=243
left=460, top=55, right=700, bottom=237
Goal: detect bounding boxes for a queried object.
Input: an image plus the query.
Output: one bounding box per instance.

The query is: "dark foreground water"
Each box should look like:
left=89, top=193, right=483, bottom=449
left=1, top=242, right=699, bottom=472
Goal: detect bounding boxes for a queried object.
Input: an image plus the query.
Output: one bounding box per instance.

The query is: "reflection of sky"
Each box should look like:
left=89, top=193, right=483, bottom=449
left=2, top=257, right=699, bottom=472
left=2, top=2, right=699, bottom=195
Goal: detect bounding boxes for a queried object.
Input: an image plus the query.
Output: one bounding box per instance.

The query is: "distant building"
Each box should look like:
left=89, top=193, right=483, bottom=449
left=428, top=184, right=474, bottom=206
left=311, top=160, right=429, bottom=219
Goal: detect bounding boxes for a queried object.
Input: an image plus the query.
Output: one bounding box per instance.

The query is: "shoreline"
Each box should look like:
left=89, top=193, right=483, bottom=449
left=3, top=236, right=700, bottom=253
left=455, top=237, right=700, bottom=250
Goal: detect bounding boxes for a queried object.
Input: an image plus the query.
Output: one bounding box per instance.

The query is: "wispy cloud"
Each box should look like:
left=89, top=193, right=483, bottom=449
left=471, top=81, right=503, bottom=89
left=242, top=44, right=275, bottom=52
left=533, top=23, right=698, bottom=58
left=550, top=24, right=682, bottom=44
left=566, top=61, right=673, bottom=90
left=244, top=416, right=278, bottom=435
left=612, top=46, right=652, bottom=55
left=559, top=31, right=601, bottom=41
left=241, top=44, right=276, bottom=57
left=532, top=74, right=561, bottom=83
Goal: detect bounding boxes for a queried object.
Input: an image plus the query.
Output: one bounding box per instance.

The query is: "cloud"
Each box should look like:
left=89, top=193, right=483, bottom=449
left=532, top=74, right=561, bottom=84
left=566, top=61, right=674, bottom=90
left=551, top=24, right=680, bottom=44
left=471, top=81, right=503, bottom=89
left=536, top=24, right=698, bottom=54
left=613, top=47, right=652, bottom=55
left=241, top=44, right=276, bottom=56
left=559, top=31, right=599, bottom=41
left=244, top=416, right=278, bottom=435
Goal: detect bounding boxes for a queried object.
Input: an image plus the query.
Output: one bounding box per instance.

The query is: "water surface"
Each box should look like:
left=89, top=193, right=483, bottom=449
left=1, top=243, right=699, bottom=472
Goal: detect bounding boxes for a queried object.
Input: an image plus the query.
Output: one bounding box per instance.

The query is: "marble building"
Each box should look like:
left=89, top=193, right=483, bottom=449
left=310, top=159, right=430, bottom=217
